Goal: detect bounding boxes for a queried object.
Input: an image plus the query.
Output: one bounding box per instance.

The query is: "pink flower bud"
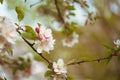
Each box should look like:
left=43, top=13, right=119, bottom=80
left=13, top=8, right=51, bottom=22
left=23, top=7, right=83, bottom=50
left=38, top=34, right=43, bottom=41
left=35, top=27, right=40, bottom=33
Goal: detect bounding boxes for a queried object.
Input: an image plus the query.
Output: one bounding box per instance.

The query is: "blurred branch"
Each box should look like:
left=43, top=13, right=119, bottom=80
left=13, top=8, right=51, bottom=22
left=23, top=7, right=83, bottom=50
left=30, top=0, right=42, bottom=8
left=73, top=0, right=89, bottom=8
left=16, top=27, right=52, bottom=64
left=54, top=0, right=69, bottom=30
left=67, top=48, right=120, bottom=65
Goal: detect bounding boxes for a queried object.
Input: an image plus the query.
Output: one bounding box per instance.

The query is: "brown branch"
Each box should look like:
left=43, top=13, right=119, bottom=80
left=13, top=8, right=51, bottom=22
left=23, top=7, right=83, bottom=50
left=16, top=28, right=51, bottom=64
left=54, top=0, right=69, bottom=30
left=67, top=49, right=120, bottom=65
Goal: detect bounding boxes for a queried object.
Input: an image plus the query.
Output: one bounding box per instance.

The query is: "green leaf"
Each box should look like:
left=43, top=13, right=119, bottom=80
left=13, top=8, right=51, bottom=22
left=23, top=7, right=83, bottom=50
left=117, top=55, right=120, bottom=61
left=21, top=26, right=37, bottom=40
left=0, top=0, right=3, bottom=4
left=37, top=23, right=41, bottom=27
left=15, top=6, right=24, bottom=21
left=69, top=12, right=75, bottom=16
left=21, top=32, right=36, bottom=40
left=67, top=76, right=74, bottom=80
left=4, top=78, right=7, bottom=80
left=105, top=53, right=112, bottom=64
left=44, top=70, right=55, bottom=77
left=25, top=26, right=35, bottom=33
left=105, top=58, right=111, bottom=64
left=7, top=49, right=13, bottom=56
left=18, top=57, right=24, bottom=61
left=102, top=43, right=115, bottom=50
left=65, top=5, right=75, bottom=10
left=13, top=68, right=17, bottom=75
left=24, top=0, right=27, bottom=2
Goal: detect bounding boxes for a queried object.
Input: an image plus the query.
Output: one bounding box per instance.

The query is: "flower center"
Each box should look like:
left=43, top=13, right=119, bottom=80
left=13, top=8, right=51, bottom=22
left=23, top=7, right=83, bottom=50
left=6, top=31, right=11, bottom=37
left=57, top=65, right=63, bottom=71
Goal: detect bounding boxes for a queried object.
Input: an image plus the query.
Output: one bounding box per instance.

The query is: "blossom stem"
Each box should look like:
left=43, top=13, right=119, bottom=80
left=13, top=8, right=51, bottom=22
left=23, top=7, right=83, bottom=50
left=16, top=28, right=51, bottom=64
left=67, top=48, right=120, bottom=65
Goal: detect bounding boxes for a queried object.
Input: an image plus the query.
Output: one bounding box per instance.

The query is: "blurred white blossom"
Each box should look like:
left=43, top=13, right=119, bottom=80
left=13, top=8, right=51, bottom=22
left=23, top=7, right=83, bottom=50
left=0, top=16, right=17, bottom=44
left=114, top=39, right=120, bottom=48
left=53, top=58, right=67, bottom=74
left=0, top=16, right=17, bottom=53
left=0, top=67, right=7, bottom=80
left=35, top=26, right=55, bottom=53
left=62, top=32, right=79, bottom=47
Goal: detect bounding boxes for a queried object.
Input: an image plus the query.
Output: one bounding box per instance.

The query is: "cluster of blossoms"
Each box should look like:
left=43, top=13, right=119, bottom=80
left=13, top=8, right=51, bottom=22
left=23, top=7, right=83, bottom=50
left=114, top=39, right=120, bottom=48
left=62, top=32, right=79, bottom=47
left=0, top=16, right=17, bottom=53
left=35, top=26, right=55, bottom=53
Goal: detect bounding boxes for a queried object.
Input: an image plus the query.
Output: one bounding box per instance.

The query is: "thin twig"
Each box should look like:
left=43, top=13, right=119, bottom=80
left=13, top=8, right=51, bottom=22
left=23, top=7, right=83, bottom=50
left=54, top=0, right=69, bottom=30
left=16, top=28, right=51, bottom=64
left=30, top=0, right=43, bottom=8
left=67, top=49, right=120, bottom=65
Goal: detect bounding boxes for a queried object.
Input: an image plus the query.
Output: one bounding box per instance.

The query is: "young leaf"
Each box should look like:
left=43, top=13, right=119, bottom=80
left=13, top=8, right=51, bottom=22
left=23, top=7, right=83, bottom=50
left=69, top=12, right=75, bottom=16
left=102, top=43, right=115, bottom=50
left=18, top=57, right=24, bottom=61
left=105, top=53, right=112, bottom=64
left=13, top=68, right=17, bottom=75
left=0, top=0, right=3, bottom=4
left=37, top=23, right=41, bottom=27
left=7, top=49, right=13, bottom=56
left=117, top=55, right=120, bottom=61
left=15, top=6, right=24, bottom=21
left=21, top=26, right=37, bottom=40
left=44, top=70, right=55, bottom=77
left=65, top=5, right=75, bottom=10
left=68, top=76, right=74, bottom=80
left=21, top=32, right=37, bottom=40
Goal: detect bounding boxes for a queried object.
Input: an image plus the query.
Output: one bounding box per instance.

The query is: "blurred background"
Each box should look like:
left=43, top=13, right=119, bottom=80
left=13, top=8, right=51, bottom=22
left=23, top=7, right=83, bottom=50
left=0, top=0, right=120, bottom=80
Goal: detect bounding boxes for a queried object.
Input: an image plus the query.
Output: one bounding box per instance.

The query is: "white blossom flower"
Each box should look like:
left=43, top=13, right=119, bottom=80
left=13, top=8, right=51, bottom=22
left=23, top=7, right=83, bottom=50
left=62, top=32, right=79, bottom=47
left=0, top=16, right=17, bottom=44
left=114, top=39, right=120, bottom=48
left=35, top=26, right=55, bottom=53
left=0, top=71, right=6, bottom=80
left=53, top=58, right=67, bottom=74
left=0, top=16, right=17, bottom=53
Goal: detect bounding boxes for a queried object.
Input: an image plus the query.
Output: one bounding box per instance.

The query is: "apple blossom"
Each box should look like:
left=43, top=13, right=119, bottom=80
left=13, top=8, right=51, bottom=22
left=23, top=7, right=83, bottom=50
left=114, top=39, right=120, bottom=48
left=35, top=26, right=55, bottom=53
left=0, top=16, right=17, bottom=44
left=62, top=32, right=79, bottom=47
left=53, top=58, right=67, bottom=74
left=0, top=16, right=17, bottom=53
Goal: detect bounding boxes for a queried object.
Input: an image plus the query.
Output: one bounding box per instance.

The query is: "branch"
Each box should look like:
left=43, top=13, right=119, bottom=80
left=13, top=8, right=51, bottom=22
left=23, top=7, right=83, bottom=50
left=16, top=27, right=51, bottom=64
left=30, top=0, right=42, bottom=8
left=54, top=0, right=69, bottom=30
left=67, top=48, right=120, bottom=65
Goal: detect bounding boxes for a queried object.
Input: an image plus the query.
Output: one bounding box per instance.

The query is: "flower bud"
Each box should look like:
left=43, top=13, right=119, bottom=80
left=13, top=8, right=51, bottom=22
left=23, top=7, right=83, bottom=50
left=38, top=34, right=43, bottom=41
left=35, top=27, right=40, bottom=33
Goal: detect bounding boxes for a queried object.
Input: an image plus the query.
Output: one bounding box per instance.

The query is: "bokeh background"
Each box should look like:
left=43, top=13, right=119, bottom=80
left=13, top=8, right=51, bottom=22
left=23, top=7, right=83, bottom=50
left=0, top=0, right=120, bottom=80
